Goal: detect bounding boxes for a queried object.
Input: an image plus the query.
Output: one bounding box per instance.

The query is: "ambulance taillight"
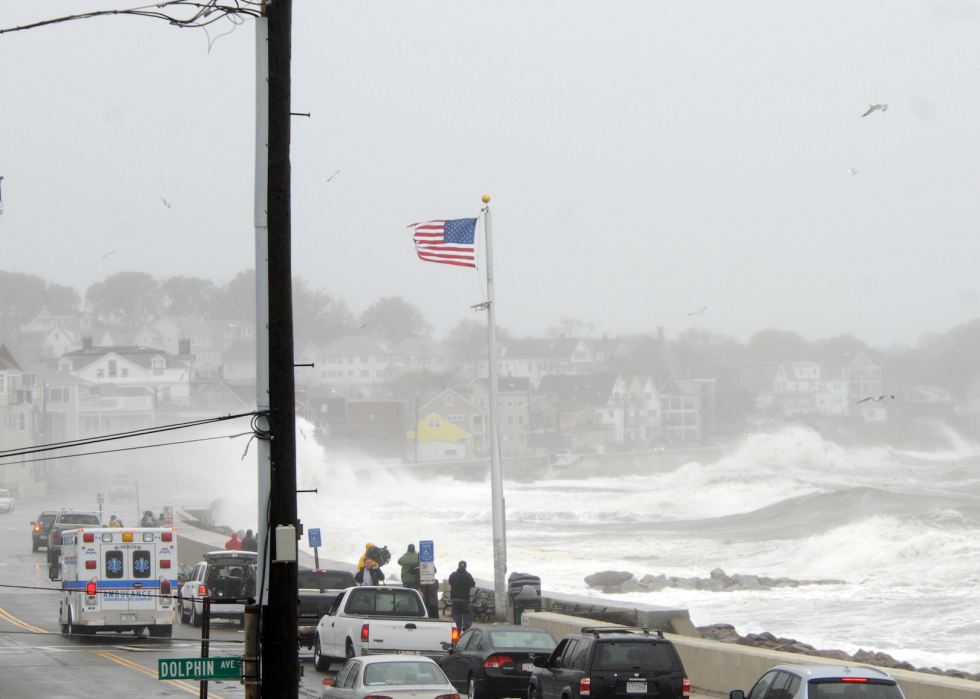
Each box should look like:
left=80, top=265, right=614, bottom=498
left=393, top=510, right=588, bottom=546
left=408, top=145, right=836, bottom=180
left=160, top=577, right=171, bottom=596
left=161, top=532, right=173, bottom=542
left=83, top=533, right=95, bottom=542
left=86, top=579, right=97, bottom=596
left=85, top=561, right=96, bottom=569
left=160, top=560, right=171, bottom=568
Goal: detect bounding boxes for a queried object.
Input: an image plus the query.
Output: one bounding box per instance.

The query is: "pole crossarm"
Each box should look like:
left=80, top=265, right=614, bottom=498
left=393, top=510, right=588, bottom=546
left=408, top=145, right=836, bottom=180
left=0, top=0, right=262, bottom=35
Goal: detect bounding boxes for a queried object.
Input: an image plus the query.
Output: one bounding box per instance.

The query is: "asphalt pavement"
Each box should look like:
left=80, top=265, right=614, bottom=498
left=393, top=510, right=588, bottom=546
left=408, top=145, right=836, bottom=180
left=0, top=491, right=338, bottom=699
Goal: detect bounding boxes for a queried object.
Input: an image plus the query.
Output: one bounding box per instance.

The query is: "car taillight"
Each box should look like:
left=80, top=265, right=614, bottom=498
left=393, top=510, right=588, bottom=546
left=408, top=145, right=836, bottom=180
left=364, top=696, right=394, bottom=699
left=34, top=525, right=41, bottom=531
left=452, top=626, right=459, bottom=643
left=361, top=623, right=370, bottom=642
left=160, top=560, right=171, bottom=569
left=682, top=677, right=690, bottom=698
left=52, top=531, right=61, bottom=544
left=435, top=695, right=461, bottom=699
left=83, top=533, right=95, bottom=542
left=579, top=677, right=590, bottom=697
left=841, top=679, right=868, bottom=683
left=85, top=561, right=97, bottom=569
left=484, top=655, right=514, bottom=668
left=160, top=578, right=171, bottom=596
left=86, top=579, right=97, bottom=596
left=162, top=532, right=173, bottom=542
left=198, top=585, right=207, bottom=596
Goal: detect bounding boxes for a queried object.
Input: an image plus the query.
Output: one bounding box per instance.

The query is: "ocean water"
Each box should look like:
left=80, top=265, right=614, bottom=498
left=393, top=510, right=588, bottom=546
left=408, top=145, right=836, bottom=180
left=173, top=419, right=980, bottom=673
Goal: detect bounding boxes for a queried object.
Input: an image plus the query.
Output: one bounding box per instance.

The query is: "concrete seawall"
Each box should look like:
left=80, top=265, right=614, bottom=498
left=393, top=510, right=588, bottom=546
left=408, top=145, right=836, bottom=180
left=523, top=611, right=980, bottom=699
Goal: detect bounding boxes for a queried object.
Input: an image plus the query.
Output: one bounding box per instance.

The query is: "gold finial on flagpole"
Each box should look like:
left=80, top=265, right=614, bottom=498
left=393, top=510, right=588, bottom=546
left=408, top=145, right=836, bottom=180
left=482, top=194, right=490, bottom=203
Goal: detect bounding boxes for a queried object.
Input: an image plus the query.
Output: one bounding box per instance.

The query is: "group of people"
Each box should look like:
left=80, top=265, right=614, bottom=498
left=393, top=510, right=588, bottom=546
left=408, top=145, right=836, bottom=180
left=224, top=529, right=258, bottom=552
left=354, top=542, right=476, bottom=631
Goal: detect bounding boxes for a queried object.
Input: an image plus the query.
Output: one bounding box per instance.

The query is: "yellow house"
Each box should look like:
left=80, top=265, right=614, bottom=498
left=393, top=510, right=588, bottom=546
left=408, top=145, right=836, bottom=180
left=406, top=412, right=472, bottom=460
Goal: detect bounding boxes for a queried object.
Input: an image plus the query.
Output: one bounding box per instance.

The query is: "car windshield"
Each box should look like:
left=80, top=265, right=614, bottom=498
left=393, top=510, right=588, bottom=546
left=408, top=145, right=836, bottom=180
left=344, top=588, right=426, bottom=617
left=59, top=514, right=101, bottom=525
left=39, top=514, right=56, bottom=525
left=0, top=490, right=9, bottom=497
left=362, top=662, right=447, bottom=686
left=489, top=631, right=556, bottom=649
left=298, top=571, right=354, bottom=590
left=593, top=641, right=681, bottom=673
left=808, top=680, right=904, bottom=699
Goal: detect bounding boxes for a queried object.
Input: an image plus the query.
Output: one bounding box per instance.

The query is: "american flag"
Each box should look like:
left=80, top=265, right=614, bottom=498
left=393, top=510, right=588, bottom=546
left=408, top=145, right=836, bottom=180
left=409, top=218, right=477, bottom=268
left=78, top=385, right=100, bottom=400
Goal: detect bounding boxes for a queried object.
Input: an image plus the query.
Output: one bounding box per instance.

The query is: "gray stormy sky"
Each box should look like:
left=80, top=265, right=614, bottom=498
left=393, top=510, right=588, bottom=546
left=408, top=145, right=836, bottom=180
left=2, top=2, right=979, bottom=346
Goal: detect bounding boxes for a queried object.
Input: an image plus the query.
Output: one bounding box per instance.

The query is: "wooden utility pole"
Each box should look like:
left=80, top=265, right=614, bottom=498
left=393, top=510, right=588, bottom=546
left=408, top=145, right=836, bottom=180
left=263, top=0, right=299, bottom=696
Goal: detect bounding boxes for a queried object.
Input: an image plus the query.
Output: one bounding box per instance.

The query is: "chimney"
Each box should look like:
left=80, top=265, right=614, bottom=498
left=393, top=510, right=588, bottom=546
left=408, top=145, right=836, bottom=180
left=178, top=338, right=191, bottom=355
left=656, top=326, right=664, bottom=344
left=82, top=336, right=92, bottom=350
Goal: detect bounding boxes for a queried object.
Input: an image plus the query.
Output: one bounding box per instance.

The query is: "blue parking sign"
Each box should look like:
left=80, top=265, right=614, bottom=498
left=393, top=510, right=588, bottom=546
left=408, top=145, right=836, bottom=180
left=419, top=540, right=434, bottom=563
left=308, top=528, right=322, bottom=548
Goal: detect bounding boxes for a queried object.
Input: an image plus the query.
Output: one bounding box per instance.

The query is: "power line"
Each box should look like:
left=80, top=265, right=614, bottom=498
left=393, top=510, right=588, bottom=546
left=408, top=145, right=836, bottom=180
left=0, top=410, right=264, bottom=460
left=0, top=431, right=252, bottom=466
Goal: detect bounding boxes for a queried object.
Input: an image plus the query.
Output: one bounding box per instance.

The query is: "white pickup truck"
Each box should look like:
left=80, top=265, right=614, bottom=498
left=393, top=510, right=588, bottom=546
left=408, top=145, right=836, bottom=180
left=313, top=586, right=457, bottom=671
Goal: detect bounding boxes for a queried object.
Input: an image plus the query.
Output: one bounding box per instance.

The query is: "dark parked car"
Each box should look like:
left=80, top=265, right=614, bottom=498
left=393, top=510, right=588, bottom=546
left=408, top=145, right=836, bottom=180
left=31, top=510, right=59, bottom=552
left=441, top=624, right=557, bottom=699
left=528, top=628, right=690, bottom=699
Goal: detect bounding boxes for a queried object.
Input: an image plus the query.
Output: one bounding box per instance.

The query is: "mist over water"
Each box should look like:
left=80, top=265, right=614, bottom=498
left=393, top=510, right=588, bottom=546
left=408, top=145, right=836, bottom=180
left=167, top=419, right=980, bottom=673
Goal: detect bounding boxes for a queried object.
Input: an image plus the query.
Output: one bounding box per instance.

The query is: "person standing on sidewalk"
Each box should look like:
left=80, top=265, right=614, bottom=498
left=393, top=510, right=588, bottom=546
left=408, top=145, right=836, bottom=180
left=448, top=561, right=475, bottom=631
left=398, top=544, right=420, bottom=589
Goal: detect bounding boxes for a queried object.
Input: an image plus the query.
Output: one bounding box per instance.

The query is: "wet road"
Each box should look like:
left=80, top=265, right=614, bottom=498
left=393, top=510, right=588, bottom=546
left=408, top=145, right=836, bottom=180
left=0, top=493, right=341, bottom=699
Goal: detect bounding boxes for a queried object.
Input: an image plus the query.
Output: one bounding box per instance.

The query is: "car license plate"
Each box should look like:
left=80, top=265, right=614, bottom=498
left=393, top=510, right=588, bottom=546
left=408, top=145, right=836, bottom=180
left=522, top=663, right=534, bottom=672
left=626, top=681, right=647, bottom=694
left=121, top=614, right=137, bottom=622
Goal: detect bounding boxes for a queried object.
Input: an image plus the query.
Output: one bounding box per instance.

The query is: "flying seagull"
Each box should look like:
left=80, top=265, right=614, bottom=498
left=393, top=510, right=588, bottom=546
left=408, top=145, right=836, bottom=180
left=688, top=307, right=707, bottom=316
left=326, top=170, right=340, bottom=183
left=848, top=167, right=858, bottom=175
left=102, top=250, right=115, bottom=259
left=356, top=323, right=368, bottom=331
left=861, top=104, right=888, bottom=117
left=856, top=394, right=895, bottom=404
left=159, top=198, right=171, bottom=208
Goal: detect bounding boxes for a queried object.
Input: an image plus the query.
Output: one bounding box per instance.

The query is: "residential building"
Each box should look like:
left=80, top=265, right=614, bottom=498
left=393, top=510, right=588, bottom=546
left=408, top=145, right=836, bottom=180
left=660, top=378, right=716, bottom=444
left=0, top=345, right=35, bottom=494
left=416, top=388, right=485, bottom=454
left=466, top=377, right=533, bottom=454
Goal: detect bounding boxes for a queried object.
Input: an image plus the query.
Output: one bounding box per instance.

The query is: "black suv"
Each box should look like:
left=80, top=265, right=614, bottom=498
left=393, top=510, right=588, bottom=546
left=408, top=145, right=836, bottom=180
left=31, top=510, right=59, bottom=552
left=529, top=628, right=690, bottom=699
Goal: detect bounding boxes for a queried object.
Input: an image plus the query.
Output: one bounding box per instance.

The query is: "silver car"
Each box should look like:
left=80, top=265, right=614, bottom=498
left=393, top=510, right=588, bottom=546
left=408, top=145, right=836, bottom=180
left=322, top=654, right=459, bottom=699
left=730, top=664, right=906, bottom=699
left=0, top=489, right=15, bottom=513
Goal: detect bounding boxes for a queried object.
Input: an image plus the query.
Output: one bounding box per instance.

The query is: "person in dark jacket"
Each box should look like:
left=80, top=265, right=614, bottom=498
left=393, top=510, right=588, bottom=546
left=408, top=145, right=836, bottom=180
left=139, top=510, right=157, bottom=527
left=448, top=560, right=476, bottom=631
left=241, top=529, right=258, bottom=552
left=397, top=544, right=420, bottom=589
left=354, top=558, right=386, bottom=586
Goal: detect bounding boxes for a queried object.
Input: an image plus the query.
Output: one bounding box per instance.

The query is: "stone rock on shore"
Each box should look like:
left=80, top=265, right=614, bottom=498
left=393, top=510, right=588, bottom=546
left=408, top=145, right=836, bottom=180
left=584, top=571, right=634, bottom=593
left=697, top=626, right=980, bottom=682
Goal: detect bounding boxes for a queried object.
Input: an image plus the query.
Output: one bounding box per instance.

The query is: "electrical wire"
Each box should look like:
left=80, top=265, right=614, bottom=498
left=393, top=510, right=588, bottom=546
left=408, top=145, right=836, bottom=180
left=0, top=410, right=265, bottom=460
left=0, top=431, right=253, bottom=466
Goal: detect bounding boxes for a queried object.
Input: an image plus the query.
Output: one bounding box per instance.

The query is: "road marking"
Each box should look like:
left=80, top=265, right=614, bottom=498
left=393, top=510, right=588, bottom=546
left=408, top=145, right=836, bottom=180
left=0, top=605, right=48, bottom=634
left=0, top=605, right=225, bottom=698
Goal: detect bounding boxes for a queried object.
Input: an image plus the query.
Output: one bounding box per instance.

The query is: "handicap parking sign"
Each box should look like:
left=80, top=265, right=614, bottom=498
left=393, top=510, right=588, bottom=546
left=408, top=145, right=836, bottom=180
left=308, top=528, right=322, bottom=548
left=419, top=540, right=434, bottom=563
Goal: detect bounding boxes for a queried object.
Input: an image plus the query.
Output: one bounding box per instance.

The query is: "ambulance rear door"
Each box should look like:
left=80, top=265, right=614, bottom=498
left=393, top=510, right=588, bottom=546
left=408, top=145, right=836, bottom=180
left=101, top=532, right=156, bottom=613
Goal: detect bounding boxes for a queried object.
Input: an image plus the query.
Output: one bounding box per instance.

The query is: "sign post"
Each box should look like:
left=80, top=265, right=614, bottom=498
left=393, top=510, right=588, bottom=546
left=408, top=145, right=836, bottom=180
left=308, top=528, right=321, bottom=569
left=419, top=540, right=435, bottom=585
left=162, top=506, right=174, bottom=527
left=96, top=492, right=104, bottom=513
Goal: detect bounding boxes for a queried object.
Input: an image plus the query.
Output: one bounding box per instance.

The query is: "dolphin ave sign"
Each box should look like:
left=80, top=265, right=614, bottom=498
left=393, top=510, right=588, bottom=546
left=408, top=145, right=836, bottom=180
left=158, top=657, right=241, bottom=680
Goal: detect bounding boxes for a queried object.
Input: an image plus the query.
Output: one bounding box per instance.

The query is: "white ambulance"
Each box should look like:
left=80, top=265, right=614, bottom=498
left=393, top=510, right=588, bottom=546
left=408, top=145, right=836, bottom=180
left=55, top=527, right=178, bottom=637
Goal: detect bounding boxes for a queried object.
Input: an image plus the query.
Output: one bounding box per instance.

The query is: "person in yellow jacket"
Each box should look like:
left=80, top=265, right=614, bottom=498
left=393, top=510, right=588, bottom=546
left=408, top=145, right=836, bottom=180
left=108, top=514, right=123, bottom=528
left=357, top=542, right=374, bottom=569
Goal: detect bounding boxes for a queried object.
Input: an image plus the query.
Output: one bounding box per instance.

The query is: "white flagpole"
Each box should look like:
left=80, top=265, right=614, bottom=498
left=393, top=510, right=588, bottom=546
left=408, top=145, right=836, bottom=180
left=481, top=194, right=508, bottom=621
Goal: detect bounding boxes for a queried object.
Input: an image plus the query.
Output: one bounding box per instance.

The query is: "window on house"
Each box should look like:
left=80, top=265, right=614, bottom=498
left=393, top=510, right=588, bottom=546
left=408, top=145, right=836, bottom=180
left=361, top=355, right=369, bottom=363
left=152, top=359, right=164, bottom=376
left=96, top=369, right=105, bottom=378
left=457, top=436, right=468, bottom=443
left=427, top=419, right=441, bottom=429
left=518, top=398, right=524, bottom=406
left=108, top=360, right=117, bottom=378
left=0, top=376, right=4, bottom=393
left=472, top=415, right=483, bottom=427
left=446, top=395, right=453, bottom=405
left=361, top=370, right=369, bottom=378
left=506, top=398, right=513, bottom=407
left=376, top=370, right=383, bottom=378
left=608, top=410, right=614, bottom=418
left=518, top=415, right=524, bottom=425
left=121, top=368, right=129, bottom=378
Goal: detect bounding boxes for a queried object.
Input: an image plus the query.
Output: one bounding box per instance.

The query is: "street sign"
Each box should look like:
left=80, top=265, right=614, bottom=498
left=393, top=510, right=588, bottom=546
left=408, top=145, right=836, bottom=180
left=158, top=657, right=240, bottom=681
left=419, top=540, right=435, bottom=585
left=308, top=528, right=321, bottom=548
left=161, top=506, right=174, bottom=527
